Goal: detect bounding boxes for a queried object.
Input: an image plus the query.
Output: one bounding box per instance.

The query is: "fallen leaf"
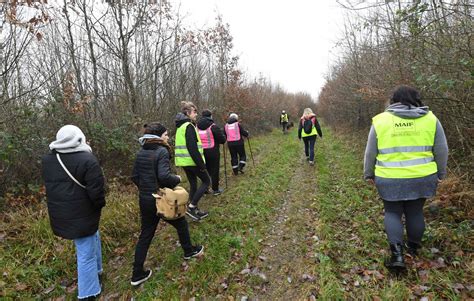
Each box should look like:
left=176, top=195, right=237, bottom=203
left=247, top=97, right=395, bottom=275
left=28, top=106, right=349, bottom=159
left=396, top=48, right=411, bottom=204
left=15, top=283, right=27, bottom=291
left=240, top=268, right=251, bottom=275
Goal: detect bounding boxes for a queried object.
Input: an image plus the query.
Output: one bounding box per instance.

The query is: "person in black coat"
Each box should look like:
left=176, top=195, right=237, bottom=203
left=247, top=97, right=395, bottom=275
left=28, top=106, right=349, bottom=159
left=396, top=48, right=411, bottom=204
left=130, top=122, right=203, bottom=286
left=224, top=113, right=249, bottom=175
left=42, top=125, right=105, bottom=300
left=197, top=110, right=227, bottom=195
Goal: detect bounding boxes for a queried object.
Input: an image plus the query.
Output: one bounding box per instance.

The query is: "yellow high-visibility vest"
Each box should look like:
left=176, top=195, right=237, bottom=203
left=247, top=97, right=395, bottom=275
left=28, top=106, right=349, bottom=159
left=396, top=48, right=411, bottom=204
left=281, top=113, right=288, bottom=123
left=175, top=122, right=205, bottom=167
left=373, top=111, right=438, bottom=178
left=301, top=118, right=317, bottom=138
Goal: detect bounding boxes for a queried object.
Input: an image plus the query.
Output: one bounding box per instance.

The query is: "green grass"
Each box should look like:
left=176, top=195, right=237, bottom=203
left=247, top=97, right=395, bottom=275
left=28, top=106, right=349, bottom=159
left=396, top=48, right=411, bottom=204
left=1, top=128, right=472, bottom=299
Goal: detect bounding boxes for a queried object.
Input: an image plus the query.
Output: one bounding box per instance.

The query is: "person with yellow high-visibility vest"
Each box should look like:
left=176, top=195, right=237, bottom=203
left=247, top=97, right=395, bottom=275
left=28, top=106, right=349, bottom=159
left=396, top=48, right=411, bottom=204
left=280, top=110, right=289, bottom=134
left=298, top=108, right=323, bottom=166
left=364, top=86, right=448, bottom=272
left=175, top=101, right=211, bottom=221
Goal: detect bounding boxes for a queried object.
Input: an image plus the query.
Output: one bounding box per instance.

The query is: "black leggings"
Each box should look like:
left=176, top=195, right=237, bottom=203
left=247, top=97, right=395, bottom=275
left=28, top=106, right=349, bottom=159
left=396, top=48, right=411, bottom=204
left=383, top=198, right=426, bottom=245
left=204, top=150, right=221, bottom=191
left=133, top=198, right=192, bottom=271
left=228, top=144, right=246, bottom=172
left=183, top=166, right=210, bottom=206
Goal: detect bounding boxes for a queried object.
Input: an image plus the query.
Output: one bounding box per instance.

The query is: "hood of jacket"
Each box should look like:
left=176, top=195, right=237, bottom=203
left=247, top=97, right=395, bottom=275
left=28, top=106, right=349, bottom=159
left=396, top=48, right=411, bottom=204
left=175, top=112, right=192, bottom=128
left=197, top=116, right=214, bottom=130
left=386, top=103, right=429, bottom=119
left=227, top=116, right=238, bottom=124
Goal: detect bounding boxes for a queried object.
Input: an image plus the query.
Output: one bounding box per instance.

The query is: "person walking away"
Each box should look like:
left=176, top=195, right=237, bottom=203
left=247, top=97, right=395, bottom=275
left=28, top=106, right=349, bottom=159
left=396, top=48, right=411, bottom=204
left=197, top=109, right=227, bottom=196
left=298, top=108, right=323, bottom=166
left=280, top=110, right=289, bottom=134
left=131, top=123, right=203, bottom=286
left=364, top=85, right=448, bottom=272
left=225, top=113, right=249, bottom=175
left=175, top=101, right=211, bottom=220
left=42, top=125, right=105, bottom=300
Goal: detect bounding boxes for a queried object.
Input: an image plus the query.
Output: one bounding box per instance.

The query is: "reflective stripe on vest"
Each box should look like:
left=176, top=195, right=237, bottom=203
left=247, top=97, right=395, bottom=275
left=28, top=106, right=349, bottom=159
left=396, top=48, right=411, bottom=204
left=301, top=117, right=317, bottom=138
left=225, top=122, right=241, bottom=142
left=175, top=122, right=205, bottom=167
left=281, top=113, right=288, bottom=123
left=198, top=125, right=215, bottom=149
left=373, top=111, right=438, bottom=179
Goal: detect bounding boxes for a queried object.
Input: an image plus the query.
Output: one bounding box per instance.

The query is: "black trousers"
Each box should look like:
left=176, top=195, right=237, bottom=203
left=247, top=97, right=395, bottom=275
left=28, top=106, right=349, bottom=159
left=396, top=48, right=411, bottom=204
left=183, top=166, right=210, bottom=206
left=204, top=149, right=220, bottom=191
left=281, top=122, right=288, bottom=132
left=228, top=144, right=246, bottom=173
left=133, top=198, right=192, bottom=271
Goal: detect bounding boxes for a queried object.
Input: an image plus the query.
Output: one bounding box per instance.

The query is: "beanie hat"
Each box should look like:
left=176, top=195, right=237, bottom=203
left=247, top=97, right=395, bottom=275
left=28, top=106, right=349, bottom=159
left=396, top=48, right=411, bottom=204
left=229, top=113, right=238, bottom=120
left=49, top=125, right=92, bottom=153
left=202, top=109, right=212, bottom=117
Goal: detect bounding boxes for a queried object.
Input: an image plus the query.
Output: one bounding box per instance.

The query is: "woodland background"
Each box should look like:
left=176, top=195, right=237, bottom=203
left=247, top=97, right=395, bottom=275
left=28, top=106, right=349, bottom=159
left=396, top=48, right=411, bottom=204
left=0, top=0, right=472, bottom=206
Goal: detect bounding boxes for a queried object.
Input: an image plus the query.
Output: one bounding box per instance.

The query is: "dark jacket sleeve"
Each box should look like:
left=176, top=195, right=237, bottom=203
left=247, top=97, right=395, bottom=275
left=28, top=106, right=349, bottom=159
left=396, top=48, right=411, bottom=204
left=131, top=159, right=139, bottom=187
left=156, top=148, right=181, bottom=188
left=212, top=124, right=227, bottom=144
left=239, top=124, right=249, bottom=138
left=84, top=155, right=106, bottom=209
left=314, top=118, right=323, bottom=138
left=298, top=119, right=303, bottom=139
left=185, top=124, right=206, bottom=170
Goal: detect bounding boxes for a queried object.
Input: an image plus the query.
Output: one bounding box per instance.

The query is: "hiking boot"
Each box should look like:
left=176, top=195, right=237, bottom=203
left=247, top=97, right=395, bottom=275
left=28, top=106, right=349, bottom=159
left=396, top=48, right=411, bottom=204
left=309, top=161, right=314, bottom=166
left=232, top=169, right=239, bottom=175
left=184, top=245, right=204, bottom=260
left=213, top=189, right=224, bottom=196
left=406, top=241, right=421, bottom=257
left=130, top=269, right=152, bottom=286
left=385, top=244, right=406, bottom=271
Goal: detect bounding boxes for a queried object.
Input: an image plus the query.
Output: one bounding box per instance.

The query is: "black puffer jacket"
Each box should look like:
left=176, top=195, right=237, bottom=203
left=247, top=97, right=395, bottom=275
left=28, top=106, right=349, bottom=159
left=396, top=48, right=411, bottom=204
left=225, top=117, right=249, bottom=146
left=131, top=143, right=181, bottom=201
left=42, top=151, right=105, bottom=240
left=197, top=116, right=227, bottom=155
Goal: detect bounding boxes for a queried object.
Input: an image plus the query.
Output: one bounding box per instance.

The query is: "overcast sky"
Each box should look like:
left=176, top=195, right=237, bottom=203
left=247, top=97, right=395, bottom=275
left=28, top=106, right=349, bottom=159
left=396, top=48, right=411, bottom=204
left=177, top=0, right=348, bottom=99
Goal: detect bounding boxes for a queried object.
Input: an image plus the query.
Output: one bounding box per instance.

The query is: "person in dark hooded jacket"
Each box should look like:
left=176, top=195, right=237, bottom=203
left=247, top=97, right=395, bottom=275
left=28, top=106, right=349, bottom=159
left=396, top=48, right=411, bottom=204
left=224, top=113, right=249, bottom=175
left=42, top=125, right=105, bottom=300
left=197, top=109, right=227, bottom=195
left=175, top=101, right=211, bottom=221
left=130, top=122, right=203, bottom=286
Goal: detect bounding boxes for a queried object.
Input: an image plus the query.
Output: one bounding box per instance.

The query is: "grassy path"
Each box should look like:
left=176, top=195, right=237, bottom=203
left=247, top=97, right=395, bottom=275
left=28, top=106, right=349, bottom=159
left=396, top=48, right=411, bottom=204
left=1, top=127, right=472, bottom=300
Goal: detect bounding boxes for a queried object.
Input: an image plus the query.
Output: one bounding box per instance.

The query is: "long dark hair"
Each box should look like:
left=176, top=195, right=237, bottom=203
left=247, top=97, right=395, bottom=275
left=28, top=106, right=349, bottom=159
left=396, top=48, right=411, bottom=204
left=390, top=85, right=424, bottom=107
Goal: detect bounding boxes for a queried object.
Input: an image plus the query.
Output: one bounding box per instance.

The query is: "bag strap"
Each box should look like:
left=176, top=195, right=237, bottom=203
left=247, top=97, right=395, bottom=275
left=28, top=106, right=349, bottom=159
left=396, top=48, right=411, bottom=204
left=56, top=153, right=86, bottom=189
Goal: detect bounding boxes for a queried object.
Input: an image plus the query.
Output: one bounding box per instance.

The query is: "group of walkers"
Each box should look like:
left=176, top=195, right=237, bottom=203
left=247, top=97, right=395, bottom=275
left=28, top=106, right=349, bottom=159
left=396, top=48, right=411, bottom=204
left=40, top=85, right=448, bottom=299
left=41, top=101, right=251, bottom=299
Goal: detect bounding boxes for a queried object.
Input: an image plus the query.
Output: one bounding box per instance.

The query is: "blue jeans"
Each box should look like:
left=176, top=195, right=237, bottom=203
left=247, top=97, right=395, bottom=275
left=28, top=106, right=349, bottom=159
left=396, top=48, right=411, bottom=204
left=303, top=135, right=316, bottom=161
left=73, top=231, right=102, bottom=299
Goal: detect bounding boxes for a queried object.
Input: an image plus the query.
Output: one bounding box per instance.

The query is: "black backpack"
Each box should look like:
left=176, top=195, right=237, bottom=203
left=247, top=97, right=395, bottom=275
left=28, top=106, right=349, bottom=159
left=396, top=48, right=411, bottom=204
left=303, top=118, right=314, bottom=134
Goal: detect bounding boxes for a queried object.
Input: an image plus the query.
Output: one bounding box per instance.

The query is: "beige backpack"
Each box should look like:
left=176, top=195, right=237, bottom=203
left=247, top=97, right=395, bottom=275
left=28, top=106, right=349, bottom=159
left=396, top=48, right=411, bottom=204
left=152, top=186, right=189, bottom=219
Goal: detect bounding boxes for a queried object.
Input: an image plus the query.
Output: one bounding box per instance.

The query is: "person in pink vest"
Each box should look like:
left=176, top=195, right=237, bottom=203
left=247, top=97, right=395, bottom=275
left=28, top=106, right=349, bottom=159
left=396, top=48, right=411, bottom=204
left=224, top=113, right=249, bottom=175
left=197, top=110, right=227, bottom=195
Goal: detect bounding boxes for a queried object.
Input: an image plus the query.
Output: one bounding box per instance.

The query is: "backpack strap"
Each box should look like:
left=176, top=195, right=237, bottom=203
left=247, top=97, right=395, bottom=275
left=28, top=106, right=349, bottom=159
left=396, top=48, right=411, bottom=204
left=56, top=153, right=86, bottom=189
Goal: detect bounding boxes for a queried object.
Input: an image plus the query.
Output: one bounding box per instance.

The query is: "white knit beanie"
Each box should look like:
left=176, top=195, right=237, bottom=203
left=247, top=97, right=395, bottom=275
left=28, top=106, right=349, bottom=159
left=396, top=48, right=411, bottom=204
left=49, top=125, right=92, bottom=153
left=229, top=113, right=238, bottom=120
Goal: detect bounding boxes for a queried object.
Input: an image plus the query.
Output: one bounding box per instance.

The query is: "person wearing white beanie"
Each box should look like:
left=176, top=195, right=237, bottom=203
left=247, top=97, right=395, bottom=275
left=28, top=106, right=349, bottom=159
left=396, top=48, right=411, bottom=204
left=42, top=125, right=105, bottom=300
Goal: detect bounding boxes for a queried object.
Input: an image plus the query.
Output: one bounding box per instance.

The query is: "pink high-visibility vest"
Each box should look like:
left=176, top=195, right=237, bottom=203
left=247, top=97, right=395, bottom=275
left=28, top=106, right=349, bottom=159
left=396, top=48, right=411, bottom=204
left=225, top=122, right=241, bottom=142
left=198, top=125, right=215, bottom=149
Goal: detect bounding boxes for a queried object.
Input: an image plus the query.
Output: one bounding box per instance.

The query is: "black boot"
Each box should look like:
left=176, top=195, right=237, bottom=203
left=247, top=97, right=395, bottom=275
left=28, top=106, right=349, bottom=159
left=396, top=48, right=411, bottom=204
left=232, top=168, right=239, bottom=175
left=385, top=243, right=406, bottom=271
left=406, top=241, right=421, bottom=257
